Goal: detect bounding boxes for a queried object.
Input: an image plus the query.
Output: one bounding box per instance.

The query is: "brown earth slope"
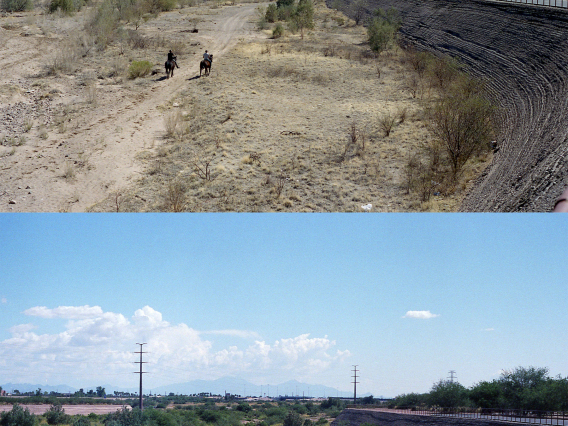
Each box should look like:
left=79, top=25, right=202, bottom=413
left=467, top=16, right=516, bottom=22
left=331, top=0, right=568, bottom=211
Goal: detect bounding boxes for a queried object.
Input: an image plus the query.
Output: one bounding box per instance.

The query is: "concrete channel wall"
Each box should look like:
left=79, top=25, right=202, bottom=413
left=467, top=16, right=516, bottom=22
left=328, top=0, right=568, bottom=211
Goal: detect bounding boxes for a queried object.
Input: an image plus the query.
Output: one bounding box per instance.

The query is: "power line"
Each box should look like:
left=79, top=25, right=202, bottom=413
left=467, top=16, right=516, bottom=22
left=134, top=343, right=148, bottom=411
left=352, top=365, right=359, bottom=404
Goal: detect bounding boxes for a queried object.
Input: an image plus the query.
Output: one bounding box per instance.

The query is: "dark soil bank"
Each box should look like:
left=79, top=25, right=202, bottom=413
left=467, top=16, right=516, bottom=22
left=332, top=409, right=509, bottom=426
left=329, top=0, right=568, bottom=211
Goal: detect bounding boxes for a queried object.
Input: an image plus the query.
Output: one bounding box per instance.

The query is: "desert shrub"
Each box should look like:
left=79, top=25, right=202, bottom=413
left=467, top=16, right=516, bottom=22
left=291, top=0, right=314, bottom=38
left=272, top=23, right=284, bottom=38
left=48, top=44, right=76, bottom=75
left=48, top=0, right=81, bottom=14
left=368, top=7, right=400, bottom=53
left=0, top=404, right=37, bottom=426
left=256, top=5, right=268, bottom=29
left=277, top=3, right=294, bottom=20
left=378, top=111, right=396, bottom=136
left=283, top=411, right=304, bottom=426
left=265, top=3, right=277, bottom=22
left=144, top=0, right=176, bottom=12
left=428, top=55, right=460, bottom=90
left=1, top=0, right=32, bottom=12
left=72, top=417, right=91, bottom=426
left=128, top=60, right=152, bottom=78
left=276, top=0, right=293, bottom=8
left=45, top=405, right=68, bottom=425
left=86, top=0, right=119, bottom=48
left=427, top=74, right=494, bottom=179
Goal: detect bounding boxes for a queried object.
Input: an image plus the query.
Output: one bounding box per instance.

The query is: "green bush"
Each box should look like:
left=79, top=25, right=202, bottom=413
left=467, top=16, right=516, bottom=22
left=86, top=0, right=119, bottom=48
left=0, top=404, right=37, bottom=426
left=272, top=23, right=284, bottom=38
left=1, top=0, right=32, bottom=12
left=72, top=417, right=91, bottom=426
left=45, top=404, right=68, bottom=425
left=265, top=3, right=277, bottom=22
left=49, top=0, right=83, bottom=14
left=128, top=60, right=153, bottom=78
left=367, top=7, right=400, bottom=53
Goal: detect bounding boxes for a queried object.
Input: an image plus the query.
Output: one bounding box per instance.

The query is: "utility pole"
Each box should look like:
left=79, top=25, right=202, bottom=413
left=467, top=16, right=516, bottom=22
left=448, top=370, right=457, bottom=383
left=352, top=365, right=359, bottom=405
left=134, top=343, right=147, bottom=411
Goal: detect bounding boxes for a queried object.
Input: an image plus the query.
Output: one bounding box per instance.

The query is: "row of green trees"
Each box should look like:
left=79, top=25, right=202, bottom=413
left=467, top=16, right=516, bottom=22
left=391, top=367, right=568, bottom=412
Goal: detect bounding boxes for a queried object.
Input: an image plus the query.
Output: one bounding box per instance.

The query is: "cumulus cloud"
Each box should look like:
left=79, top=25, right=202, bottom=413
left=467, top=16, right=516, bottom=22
left=403, top=310, right=440, bottom=319
left=1, top=305, right=349, bottom=387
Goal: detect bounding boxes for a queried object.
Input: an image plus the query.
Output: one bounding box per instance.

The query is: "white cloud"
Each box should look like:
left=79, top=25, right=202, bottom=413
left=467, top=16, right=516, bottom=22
left=483, top=328, right=495, bottom=332
left=0, top=305, right=349, bottom=387
left=1, top=297, right=6, bottom=304
left=203, top=330, right=262, bottom=339
left=24, top=305, right=104, bottom=319
left=403, top=310, right=440, bottom=319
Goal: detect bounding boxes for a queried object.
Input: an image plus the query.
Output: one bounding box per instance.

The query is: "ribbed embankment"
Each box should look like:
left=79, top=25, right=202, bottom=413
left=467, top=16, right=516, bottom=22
left=332, top=409, right=510, bottom=426
left=328, top=0, right=568, bottom=211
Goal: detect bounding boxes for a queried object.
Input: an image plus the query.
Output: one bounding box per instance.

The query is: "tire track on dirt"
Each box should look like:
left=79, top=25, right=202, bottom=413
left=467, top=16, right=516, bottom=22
left=0, top=3, right=259, bottom=211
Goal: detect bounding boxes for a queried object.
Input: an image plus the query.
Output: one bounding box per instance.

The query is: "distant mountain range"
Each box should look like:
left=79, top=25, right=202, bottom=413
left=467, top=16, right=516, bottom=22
left=1, top=377, right=371, bottom=398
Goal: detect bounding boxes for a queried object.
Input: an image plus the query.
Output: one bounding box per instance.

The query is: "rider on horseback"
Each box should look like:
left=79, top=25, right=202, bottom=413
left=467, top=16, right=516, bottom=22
left=203, top=50, right=212, bottom=64
left=167, top=50, right=178, bottom=68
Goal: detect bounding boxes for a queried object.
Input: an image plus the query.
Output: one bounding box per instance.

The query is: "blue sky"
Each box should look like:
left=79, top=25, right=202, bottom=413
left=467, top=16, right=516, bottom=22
left=0, top=214, right=566, bottom=397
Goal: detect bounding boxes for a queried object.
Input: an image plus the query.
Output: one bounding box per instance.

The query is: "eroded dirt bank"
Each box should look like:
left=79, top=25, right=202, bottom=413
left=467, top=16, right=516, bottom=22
left=331, top=0, right=568, bottom=211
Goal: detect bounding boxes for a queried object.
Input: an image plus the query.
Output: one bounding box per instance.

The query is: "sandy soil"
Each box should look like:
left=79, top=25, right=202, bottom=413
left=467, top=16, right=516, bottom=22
left=0, top=403, right=130, bottom=414
left=0, top=0, right=490, bottom=211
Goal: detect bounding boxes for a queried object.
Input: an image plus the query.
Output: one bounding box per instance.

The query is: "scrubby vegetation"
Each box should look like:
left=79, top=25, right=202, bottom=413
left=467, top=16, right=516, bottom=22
left=390, top=366, right=568, bottom=412
left=0, top=397, right=345, bottom=426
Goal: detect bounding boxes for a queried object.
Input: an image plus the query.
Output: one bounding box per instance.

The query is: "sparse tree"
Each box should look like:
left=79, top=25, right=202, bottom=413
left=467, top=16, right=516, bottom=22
left=427, top=80, right=494, bottom=180
left=292, top=0, right=314, bottom=39
left=350, top=0, right=367, bottom=25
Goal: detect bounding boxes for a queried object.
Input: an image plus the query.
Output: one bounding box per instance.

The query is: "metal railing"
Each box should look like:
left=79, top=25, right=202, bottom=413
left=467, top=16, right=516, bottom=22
left=345, top=407, right=568, bottom=425
left=494, top=0, right=568, bottom=9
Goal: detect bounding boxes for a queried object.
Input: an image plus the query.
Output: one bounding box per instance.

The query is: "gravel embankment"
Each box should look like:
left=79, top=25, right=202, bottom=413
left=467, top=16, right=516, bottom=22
left=329, top=0, right=568, bottom=211
left=332, top=409, right=513, bottom=426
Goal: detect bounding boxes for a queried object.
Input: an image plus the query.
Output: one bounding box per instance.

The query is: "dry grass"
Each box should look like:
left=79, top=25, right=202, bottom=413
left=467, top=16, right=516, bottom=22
left=103, top=3, right=481, bottom=212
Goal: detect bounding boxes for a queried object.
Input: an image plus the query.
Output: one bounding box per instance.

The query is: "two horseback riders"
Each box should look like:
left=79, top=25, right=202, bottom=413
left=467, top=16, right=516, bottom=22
left=165, top=49, right=213, bottom=78
left=200, top=50, right=213, bottom=77
left=165, top=50, right=179, bottom=78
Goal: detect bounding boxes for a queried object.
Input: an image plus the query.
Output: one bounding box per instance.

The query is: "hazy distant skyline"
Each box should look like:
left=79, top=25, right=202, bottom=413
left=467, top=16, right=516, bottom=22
left=1, top=214, right=566, bottom=397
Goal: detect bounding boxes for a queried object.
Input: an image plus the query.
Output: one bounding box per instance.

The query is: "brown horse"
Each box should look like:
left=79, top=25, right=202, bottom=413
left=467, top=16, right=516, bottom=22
left=200, top=54, right=213, bottom=77
left=165, top=56, right=179, bottom=78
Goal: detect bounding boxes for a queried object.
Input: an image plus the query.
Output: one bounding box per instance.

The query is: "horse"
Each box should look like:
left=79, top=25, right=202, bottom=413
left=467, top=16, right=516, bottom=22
left=165, top=56, right=179, bottom=78
left=200, top=54, right=213, bottom=77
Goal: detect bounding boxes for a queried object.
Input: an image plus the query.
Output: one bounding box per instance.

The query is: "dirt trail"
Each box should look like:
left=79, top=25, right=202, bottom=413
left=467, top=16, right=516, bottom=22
left=0, top=3, right=259, bottom=212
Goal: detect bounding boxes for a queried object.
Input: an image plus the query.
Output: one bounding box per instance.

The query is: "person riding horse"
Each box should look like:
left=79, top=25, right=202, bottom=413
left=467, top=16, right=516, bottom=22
left=200, top=50, right=213, bottom=76
left=167, top=50, right=178, bottom=68
left=203, top=50, right=211, bottom=64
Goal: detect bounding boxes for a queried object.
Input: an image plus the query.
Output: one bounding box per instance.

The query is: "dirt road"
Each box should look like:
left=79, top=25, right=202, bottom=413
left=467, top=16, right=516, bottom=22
left=0, top=2, right=260, bottom=211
